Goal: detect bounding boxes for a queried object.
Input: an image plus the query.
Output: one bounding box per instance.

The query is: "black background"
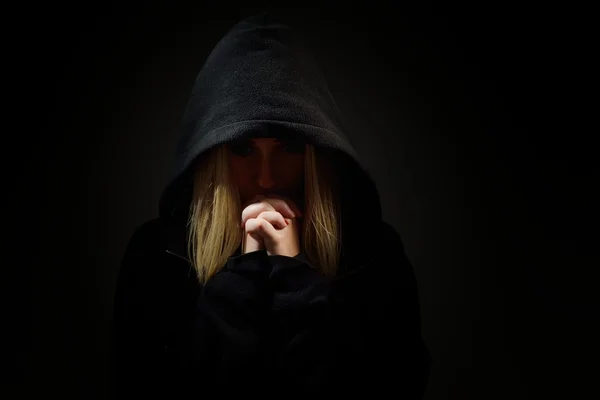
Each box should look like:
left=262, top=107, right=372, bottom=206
left=9, top=2, right=597, bottom=399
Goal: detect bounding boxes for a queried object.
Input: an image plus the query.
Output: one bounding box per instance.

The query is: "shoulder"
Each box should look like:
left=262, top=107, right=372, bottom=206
left=114, top=218, right=199, bottom=338
left=116, top=217, right=198, bottom=302
left=378, top=220, right=406, bottom=250
left=117, top=218, right=170, bottom=288
left=371, top=219, right=414, bottom=279
left=125, top=218, right=165, bottom=254
left=377, top=220, right=419, bottom=285
left=338, top=219, right=408, bottom=277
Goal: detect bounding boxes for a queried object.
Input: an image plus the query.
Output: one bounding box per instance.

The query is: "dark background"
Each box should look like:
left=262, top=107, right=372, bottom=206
left=9, top=2, right=597, bottom=399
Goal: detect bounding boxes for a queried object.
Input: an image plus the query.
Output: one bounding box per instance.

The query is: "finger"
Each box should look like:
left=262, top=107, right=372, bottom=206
left=241, top=198, right=296, bottom=226
left=242, top=194, right=267, bottom=209
left=257, top=210, right=287, bottom=229
left=242, top=231, right=264, bottom=254
left=245, top=218, right=278, bottom=243
left=258, top=194, right=302, bottom=217
left=256, top=196, right=298, bottom=217
left=241, top=202, right=276, bottom=227
left=262, top=194, right=303, bottom=217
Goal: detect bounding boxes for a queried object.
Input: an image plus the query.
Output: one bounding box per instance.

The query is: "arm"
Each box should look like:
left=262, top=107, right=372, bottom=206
left=112, top=222, right=170, bottom=398
left=113, top=221, right=276, bottom=397
left=195, top=249, right=277, bottom=389
left=268, top=224, right=432, bottom=398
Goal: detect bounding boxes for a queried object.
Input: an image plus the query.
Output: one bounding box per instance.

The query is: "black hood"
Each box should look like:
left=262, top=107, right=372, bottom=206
left=159, top=13, right=383, bottom=270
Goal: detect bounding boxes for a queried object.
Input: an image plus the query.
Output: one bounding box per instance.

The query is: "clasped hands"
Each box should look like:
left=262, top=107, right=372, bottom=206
left=241, top=194, right=303, bottom=257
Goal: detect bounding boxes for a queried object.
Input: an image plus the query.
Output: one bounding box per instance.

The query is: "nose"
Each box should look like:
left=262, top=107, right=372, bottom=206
left=257, top=157, right=275, bottom=188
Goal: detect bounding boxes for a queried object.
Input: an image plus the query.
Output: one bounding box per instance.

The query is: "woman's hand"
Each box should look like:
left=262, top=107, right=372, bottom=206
left=241, top=195, right=302, bottom=257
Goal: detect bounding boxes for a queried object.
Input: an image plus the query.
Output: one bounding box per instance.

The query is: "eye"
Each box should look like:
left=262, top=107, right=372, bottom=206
left=228, top=140, right=253, bottom=157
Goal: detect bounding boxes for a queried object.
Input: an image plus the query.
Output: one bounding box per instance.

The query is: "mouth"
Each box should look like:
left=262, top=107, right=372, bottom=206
left=264, top=191, right=288, bottom=198
left=255, top=190, right=290, bottom=198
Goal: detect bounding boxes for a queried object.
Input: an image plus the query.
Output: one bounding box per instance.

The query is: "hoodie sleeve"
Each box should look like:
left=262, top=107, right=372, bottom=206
left=112, top=222, right=174, bottom=398
left=113, top=221, right=275, bottom=397
left=267, top=225, right=432, bottom=398
left=196, top=249, right=276, bottom=387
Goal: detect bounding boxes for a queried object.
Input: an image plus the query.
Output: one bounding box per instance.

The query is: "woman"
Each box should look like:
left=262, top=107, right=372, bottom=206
left=112, top=12, right=432, bottom=398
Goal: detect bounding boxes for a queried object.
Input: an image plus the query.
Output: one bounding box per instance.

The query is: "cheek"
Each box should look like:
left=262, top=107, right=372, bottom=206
left=229, top=159, right=250, bottom=185
left=284, top=158, right=305, bottom=185
left=228, top=154, right=304, bottom=188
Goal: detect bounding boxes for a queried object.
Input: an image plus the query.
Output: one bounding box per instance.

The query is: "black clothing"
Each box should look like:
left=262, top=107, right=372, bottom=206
left=113, top=12, right=431, bottom=398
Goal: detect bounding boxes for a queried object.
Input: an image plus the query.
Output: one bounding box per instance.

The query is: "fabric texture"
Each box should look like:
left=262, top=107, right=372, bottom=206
left=112, top=11, right=432, bottom=399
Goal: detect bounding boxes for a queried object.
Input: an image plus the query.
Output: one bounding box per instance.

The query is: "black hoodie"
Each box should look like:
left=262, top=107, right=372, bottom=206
left=113, top=12, right=431, bottom=399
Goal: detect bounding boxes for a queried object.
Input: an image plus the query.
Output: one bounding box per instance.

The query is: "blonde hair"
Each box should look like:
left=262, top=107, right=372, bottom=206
left=187, top=142, right=341, bottom=284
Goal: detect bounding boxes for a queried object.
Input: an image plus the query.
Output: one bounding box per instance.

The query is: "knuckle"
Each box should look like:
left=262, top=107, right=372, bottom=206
left=255, top=203, right=272, bottom=213
left=258, top=211, right=271, bottom=219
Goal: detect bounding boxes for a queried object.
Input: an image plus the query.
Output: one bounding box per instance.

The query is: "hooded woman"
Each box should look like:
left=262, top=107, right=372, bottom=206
left=112, top=12, right=432, bottom=399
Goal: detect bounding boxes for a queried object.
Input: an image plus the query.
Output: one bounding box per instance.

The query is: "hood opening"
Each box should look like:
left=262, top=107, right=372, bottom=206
left=159, top=12, right=384, bottom=273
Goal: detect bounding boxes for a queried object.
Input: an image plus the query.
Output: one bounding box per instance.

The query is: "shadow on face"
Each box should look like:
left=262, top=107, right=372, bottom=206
left=226, top=136, right=306, bottom=209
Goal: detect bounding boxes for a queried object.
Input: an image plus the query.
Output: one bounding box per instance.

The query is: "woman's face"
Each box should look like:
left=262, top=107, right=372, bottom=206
left=227, top=137, right=305, bottom=208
